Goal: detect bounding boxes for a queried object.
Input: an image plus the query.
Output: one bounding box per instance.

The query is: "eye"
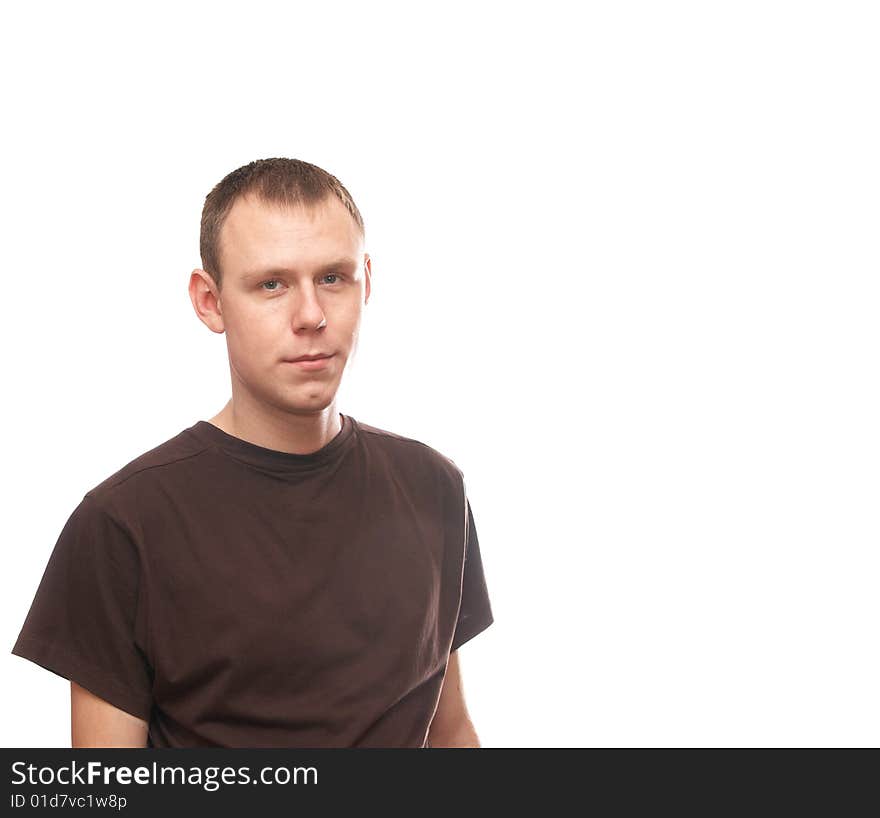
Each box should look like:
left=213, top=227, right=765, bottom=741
left=260, top=274, right=343, bottom=292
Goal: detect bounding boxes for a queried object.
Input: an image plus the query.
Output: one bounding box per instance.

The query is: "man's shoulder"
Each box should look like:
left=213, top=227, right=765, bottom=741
left=355, top=418, right=466, bottom=486
left=83, top=423, right=212, bottom=508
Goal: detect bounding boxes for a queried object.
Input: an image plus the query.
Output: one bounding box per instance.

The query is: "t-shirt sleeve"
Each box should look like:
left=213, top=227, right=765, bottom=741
left=449, top=494, right=495, bottom=652
left=10, top=493, right=154, bottom=721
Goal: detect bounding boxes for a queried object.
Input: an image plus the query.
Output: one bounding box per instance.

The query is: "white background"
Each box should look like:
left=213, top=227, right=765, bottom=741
left=2, top=1, right=878, bottom=747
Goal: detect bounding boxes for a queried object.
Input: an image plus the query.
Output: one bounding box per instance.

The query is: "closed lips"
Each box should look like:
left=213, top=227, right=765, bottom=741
left=287, top=353, right=334, bottom=362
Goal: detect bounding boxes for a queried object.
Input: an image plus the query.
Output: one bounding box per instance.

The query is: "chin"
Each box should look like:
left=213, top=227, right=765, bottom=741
left=279, top=390, right=339, bottom=409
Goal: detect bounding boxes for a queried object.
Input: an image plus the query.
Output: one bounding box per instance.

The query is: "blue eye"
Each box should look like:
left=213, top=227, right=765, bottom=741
left=260, top=274, right=342, bottom=291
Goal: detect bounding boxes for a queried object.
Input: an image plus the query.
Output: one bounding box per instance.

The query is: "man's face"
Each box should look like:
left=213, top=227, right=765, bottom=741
left=211, top=193, right=370, bottom=418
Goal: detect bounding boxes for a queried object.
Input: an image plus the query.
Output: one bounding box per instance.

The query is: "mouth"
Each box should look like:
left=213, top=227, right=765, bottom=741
left=283, top=353, right=336, bottom=370
left=286, top=352, right=334, bottom=362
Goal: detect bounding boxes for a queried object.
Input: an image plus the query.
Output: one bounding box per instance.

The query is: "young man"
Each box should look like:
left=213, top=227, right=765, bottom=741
left=11, top=158, right=494, bottom=748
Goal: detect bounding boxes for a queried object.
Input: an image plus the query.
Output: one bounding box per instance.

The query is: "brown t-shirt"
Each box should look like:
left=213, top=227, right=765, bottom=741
left=11, top=414, right=494, bottom=747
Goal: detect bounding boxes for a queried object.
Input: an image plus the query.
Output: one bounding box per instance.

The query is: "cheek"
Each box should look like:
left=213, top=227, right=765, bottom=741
left=226, top=314, right=276, bottom=361
left=334, top=305, right=362, bottom=335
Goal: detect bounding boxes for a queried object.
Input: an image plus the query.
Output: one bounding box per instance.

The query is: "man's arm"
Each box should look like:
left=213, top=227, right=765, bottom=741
left=71, top=682, right=149, bottom=748
left=426, top=650, right=482, bottom=747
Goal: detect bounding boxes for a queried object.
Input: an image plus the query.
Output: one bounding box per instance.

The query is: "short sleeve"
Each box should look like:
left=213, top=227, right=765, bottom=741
left=10, top=493, right=154, bottom=721
left=449, top=495, right=495, bottom=652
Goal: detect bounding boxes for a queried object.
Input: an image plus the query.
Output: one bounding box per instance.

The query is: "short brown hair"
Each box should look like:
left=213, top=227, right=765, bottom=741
left=199, top=157, right=365, bottom=290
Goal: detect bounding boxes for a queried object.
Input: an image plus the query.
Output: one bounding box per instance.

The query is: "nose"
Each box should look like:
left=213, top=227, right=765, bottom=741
left=291, top=283, right=327, bottom=332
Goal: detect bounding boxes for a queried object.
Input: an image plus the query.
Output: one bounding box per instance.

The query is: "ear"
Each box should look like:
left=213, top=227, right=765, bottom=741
left=188, top=268, right=225, bottom=334
left=363, top=253, right=372, bottom=305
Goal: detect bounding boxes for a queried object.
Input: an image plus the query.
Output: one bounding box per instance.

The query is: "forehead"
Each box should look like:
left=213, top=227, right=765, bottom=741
left=218, top=193, right=362, bottom=276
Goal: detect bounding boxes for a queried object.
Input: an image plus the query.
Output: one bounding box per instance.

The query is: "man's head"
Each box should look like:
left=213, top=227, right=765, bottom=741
left=189, top=158, right=371, bottom=421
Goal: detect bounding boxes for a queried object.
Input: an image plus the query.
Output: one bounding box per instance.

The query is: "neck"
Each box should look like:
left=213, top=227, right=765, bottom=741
left=208, top=397, right=343, bottom=455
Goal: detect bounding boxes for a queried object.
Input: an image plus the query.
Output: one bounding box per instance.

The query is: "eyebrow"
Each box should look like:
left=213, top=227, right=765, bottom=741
left=240, top=257, right=359, bottom=281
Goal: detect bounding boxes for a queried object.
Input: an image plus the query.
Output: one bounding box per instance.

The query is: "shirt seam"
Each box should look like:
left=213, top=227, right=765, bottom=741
left=85, top=444, right=216, bottom=496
